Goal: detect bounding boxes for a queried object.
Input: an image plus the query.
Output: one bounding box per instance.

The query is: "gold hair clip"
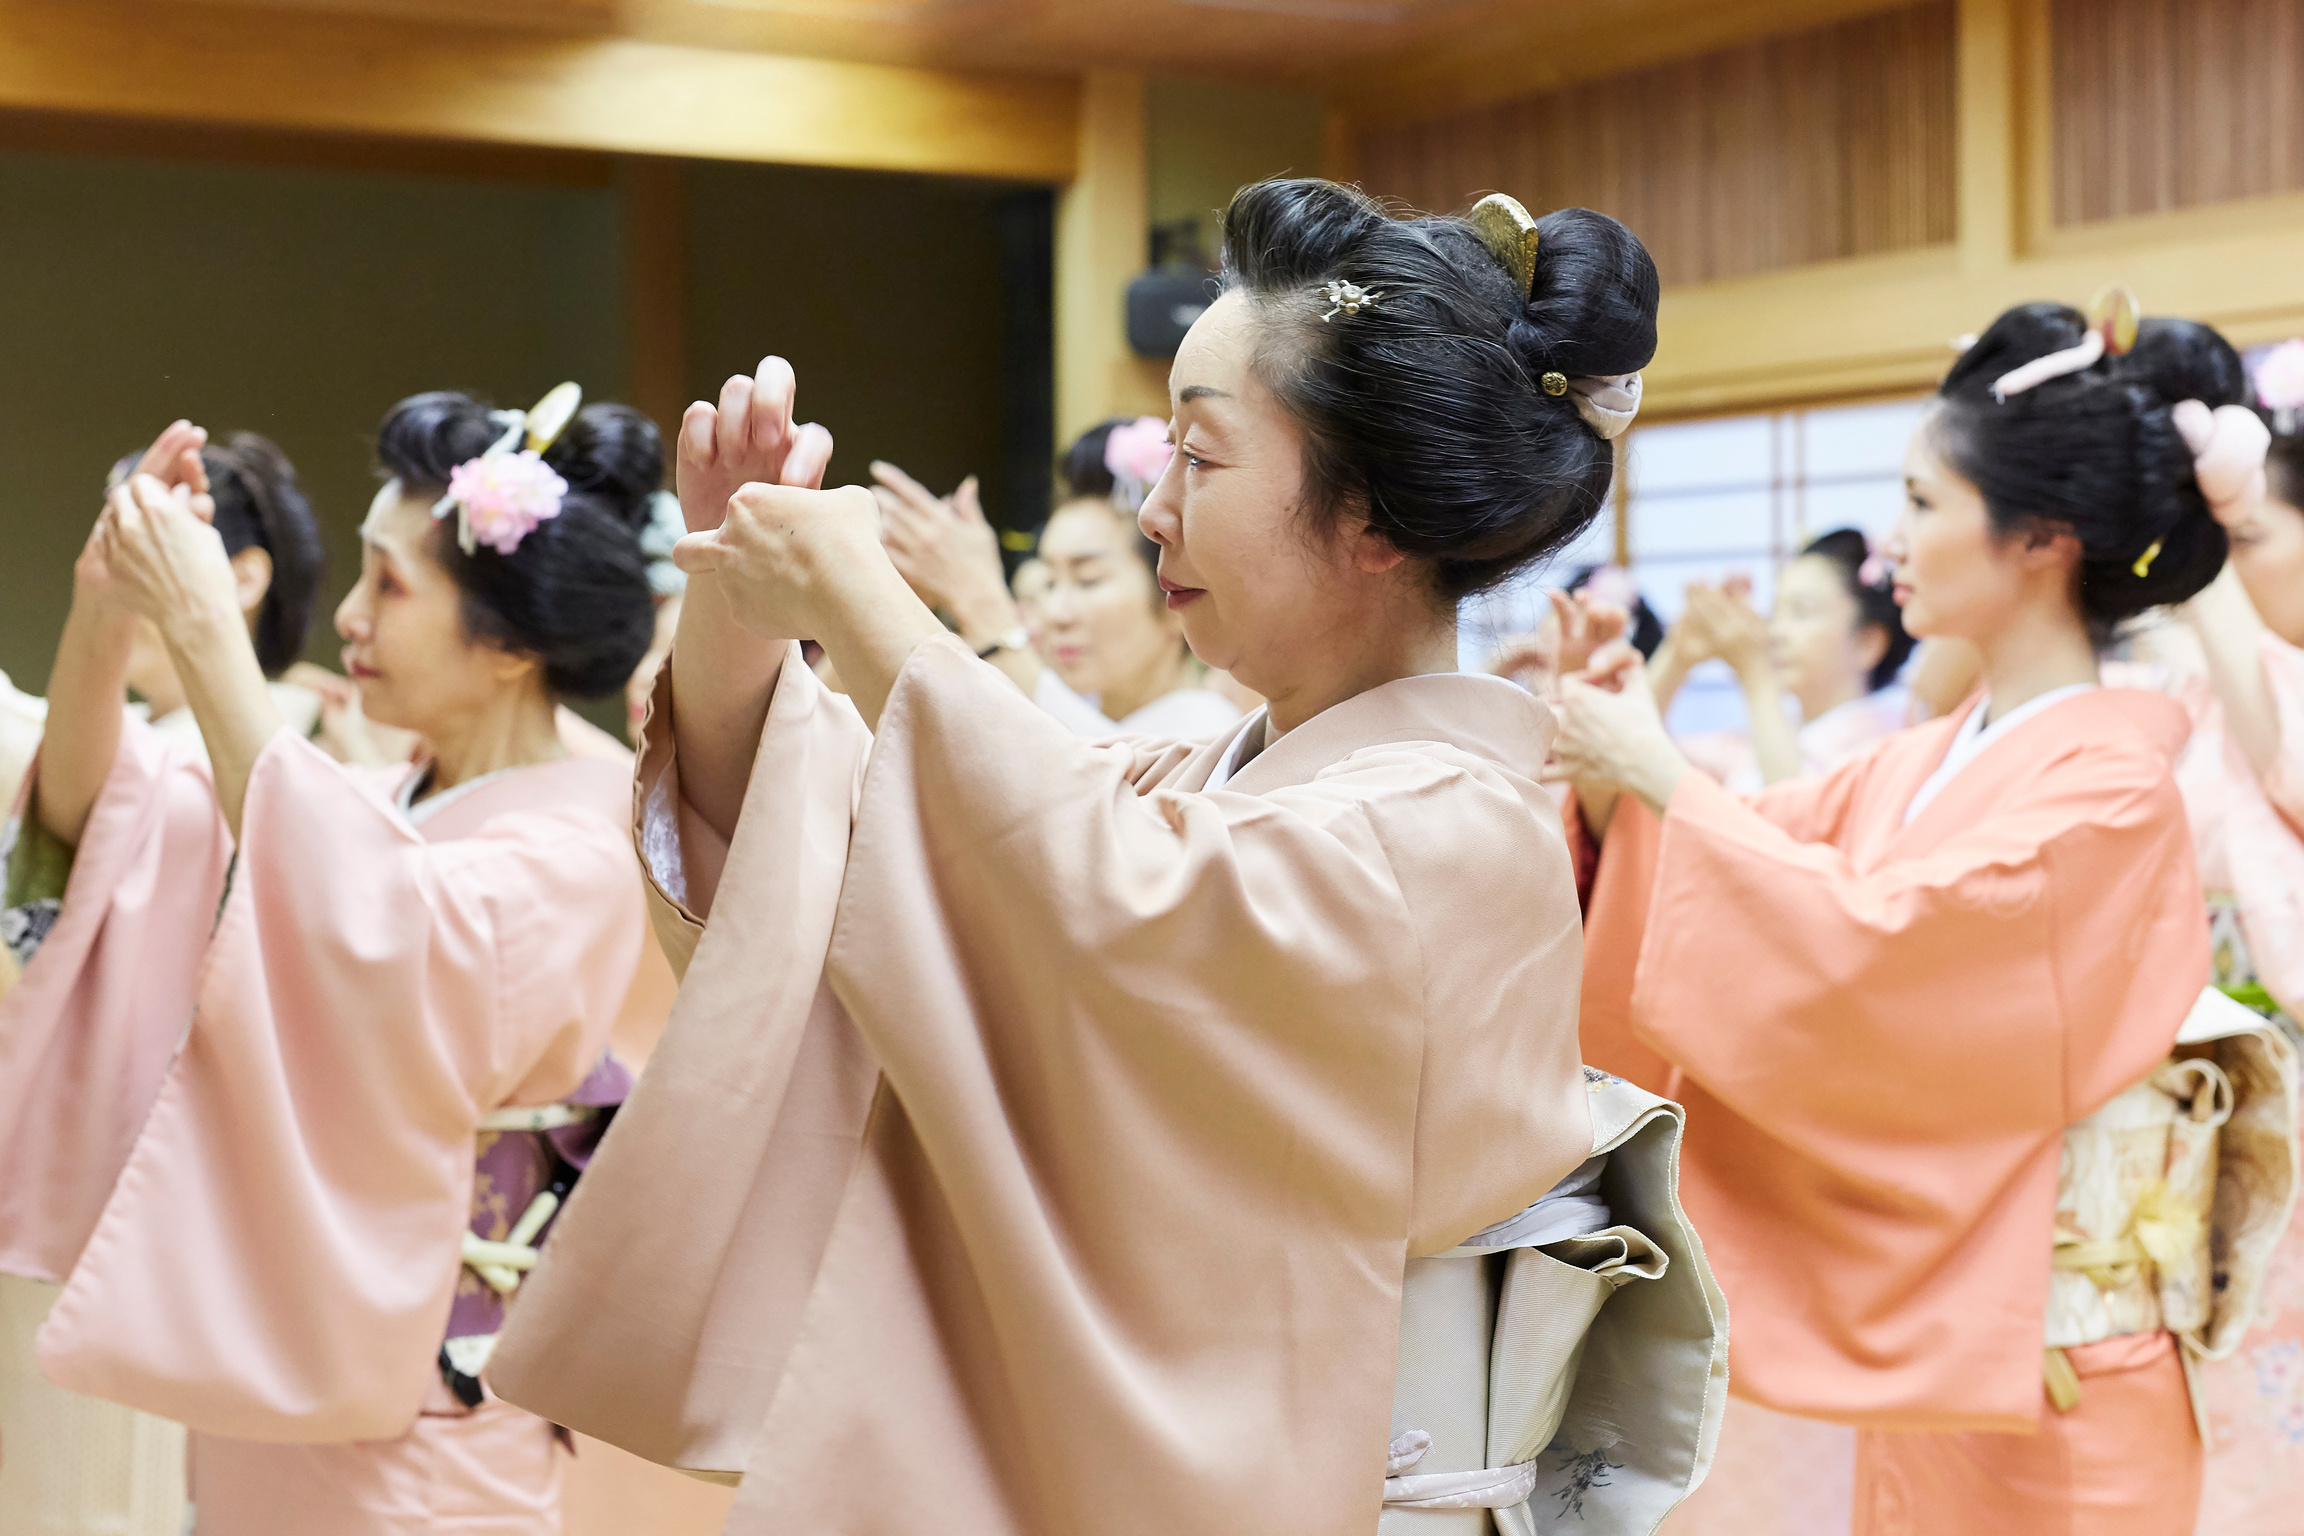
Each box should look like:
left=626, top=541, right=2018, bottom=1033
left=2132, top=540, right=2163, bottom=579
left=1467, top=192, right=1540, bottom=298
left=1320, top=280, right=1381, bottom=321
left=1541, top=372, right=1569, bottom=397
left=522, top=381, right=584, bottom=453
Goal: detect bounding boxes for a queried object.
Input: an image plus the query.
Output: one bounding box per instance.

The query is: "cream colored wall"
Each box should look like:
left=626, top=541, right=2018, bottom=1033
left=1147, top=77, right=1325, bottom=261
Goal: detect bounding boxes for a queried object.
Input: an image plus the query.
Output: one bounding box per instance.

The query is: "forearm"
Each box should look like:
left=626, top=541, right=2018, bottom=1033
left=1647, top=639, right=1695, bottom=714
left=811, top=559, right=956, bottom=734
left=1740, top=673, right=1804, bottom=785
left=947, top=581, right=1042, bottom=700
left=162, top=601, right=284, bottom=839
left=669, top=575, right=788, bottom=844
left=2188, top=565, right=2281, bottom=779
left=35, top=597, right=138, bottom=846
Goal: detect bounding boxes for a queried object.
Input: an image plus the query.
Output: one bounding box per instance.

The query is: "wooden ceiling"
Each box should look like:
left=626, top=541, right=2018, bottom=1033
left=160, top=0, right=1923, bottom=121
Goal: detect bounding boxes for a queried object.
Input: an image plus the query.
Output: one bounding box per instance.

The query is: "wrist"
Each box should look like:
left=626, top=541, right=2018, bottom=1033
left=159, top=596, right=247, bottom=660
left=949, top=583, right=1023, bottom=650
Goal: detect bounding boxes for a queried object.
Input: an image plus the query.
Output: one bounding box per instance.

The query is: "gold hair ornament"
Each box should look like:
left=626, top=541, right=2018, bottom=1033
left=1320, top=280, right=1380, bottom=321
left=2132, top=540, right=2163, bottom=579
left=1466, top=192, right=1540, bottom=299
left=1992, top=283, right=2141, bottom=401
left=1541, top=372, right=1569, bottom=397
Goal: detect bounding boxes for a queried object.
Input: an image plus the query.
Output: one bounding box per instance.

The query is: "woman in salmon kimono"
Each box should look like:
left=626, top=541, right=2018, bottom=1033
left=0, top=385, right=668, bottom=1533
left=1555, top=301, right=2246, bottom=1534
left=489, top=179, right=1726, bottom=1536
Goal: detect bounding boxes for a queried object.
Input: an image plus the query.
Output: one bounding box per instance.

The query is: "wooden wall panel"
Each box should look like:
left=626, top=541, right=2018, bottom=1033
left=2051, top=0, right=2304, bottom=225
left=1353, top=1, right=1956, bottom=287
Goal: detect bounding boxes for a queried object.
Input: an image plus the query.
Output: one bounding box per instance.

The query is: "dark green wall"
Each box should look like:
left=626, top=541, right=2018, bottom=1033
left=0, top=148, right=1030, bottom=703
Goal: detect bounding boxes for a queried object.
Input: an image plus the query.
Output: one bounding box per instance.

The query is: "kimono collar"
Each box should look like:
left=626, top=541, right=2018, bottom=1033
left=1224, top=670, right=1554, bottom=797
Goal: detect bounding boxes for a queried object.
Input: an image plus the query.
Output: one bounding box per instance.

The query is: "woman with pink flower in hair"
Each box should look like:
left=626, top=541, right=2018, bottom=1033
left=872, top=416, right=1245, bottom=739
left=0, top=384, right=692, bottom=1532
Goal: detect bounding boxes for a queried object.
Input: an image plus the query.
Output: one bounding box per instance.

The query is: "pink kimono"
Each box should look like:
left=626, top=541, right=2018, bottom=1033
left=0, top=712, right=646, bottom=1533
left=488, top=636, right=1598, bottom=1536
left=2117, top=636, right=2304, bottom=1534
left=1574, top=689, right=2210, bottom=1534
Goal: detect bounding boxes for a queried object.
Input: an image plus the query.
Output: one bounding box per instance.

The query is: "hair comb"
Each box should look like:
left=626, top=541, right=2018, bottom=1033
left=1467, top=193, right=1540, bottom=299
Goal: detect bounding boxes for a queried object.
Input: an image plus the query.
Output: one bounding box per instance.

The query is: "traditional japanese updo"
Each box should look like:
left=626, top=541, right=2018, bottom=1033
left=1933, top=302, right=2238, bottom=628
left=1219, top=178, right=1659, bottom=601
left=1797, top=528, right=1914, bottom=692
left=204, top=434, right=325, bottom=674
left=375, top=391, right=658, bottom=699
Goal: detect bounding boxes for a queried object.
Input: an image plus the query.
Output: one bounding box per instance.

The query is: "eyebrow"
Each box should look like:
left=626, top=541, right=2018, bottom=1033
left=1177, top=385, right=1232, bottom=403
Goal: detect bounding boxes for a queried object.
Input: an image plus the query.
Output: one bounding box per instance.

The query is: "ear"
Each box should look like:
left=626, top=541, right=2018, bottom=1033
left=1347, top=520, right=1409, bottom=576
left=490, top=648, right=546, bottom=686
left=229, top=546, right=274, bottom=616
left=2018, top=521, right=2085, bottom=570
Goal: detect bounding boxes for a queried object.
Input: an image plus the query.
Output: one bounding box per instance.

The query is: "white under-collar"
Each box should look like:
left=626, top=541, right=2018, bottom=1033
left=1903, top=683, right=2097, bottom=826
left=1205, top=709, right=1273, bottom=791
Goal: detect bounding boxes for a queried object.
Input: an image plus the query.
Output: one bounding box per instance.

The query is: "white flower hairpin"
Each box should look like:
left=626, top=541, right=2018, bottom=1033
left=1321, top=280, right=1381, bottom=322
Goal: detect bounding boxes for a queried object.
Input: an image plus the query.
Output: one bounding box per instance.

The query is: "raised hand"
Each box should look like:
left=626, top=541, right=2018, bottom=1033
left=1682, top=580, right=1770, bottom=678
left=1548, top=588, right=1629, bottom=679
left=677, top=356, right=835, bottom=535
left=872, top=461, right=1009, bottom=621
left=673, top=482, right=885, bottom=642
left=1549, top=639, right=1687, bottom=813
left=94, top=475, right=240, bottom=638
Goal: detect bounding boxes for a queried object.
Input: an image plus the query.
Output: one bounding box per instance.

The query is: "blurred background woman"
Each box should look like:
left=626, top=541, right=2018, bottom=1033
left=1657, top=528, right=1915, bottom=792
left=873, top=416, right=1244, bottom=738
left=0, top=387, right=665, bottom=1534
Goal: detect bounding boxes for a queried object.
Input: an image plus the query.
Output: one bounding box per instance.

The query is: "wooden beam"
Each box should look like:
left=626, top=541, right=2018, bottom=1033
left=1955, top=0, right=2019, bottom=269
left=0, top=0, right=1077, bottom=182
left=1645, top=202, right=2304, bottom=419
left=1052, top=70, right=1167, bottom=449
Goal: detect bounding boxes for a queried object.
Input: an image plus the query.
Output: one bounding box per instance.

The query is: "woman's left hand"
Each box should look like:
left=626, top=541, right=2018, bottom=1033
left=673, top=482, right=890, bottom=641
left=1549, top=641, right=1690, bottom=814
left=95, top=474, right=240, bottom=640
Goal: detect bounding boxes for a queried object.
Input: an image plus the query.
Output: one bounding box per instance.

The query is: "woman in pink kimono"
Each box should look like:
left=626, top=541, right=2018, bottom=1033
left=487, top=180, right=1724, bottom=1536
left=1557, top=301, right=2245, bottom=1534
left=0, top=386, right=667, bottom=1533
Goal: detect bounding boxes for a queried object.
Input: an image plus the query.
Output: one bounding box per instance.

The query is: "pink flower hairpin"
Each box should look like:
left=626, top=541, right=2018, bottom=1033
left=1103, top=416, right=1175, bottom=510
left=2254, top=339, right=2304, bottom=433
left=433, top=381, right=582, bottom=556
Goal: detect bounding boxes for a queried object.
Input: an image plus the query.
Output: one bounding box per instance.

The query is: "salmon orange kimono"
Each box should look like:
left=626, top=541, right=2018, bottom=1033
left=1574, top=689, right=2210, bottom=1529
left=0, top=711, right=646, bottom=1533
left=489, top=635, right=1599, bottom=1536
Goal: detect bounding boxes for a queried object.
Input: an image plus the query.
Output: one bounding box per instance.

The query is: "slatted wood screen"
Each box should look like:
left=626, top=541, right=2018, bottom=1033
left=1352, top=2, right=1956, bottom=288
left=2052, top=0, right=2304, bottom=224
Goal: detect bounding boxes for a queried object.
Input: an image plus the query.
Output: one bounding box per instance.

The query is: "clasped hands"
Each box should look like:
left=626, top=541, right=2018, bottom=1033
left=79, top=420, right=244, bottom=645
left=668, top=355, right=894, bottom=642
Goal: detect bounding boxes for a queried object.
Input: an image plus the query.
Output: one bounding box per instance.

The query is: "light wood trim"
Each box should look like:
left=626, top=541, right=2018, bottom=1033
left=1954, top=0, right=2017, bottom=268
left=0, top=0, right=1077, bottom=182
left=620, top=157, right=688, bottom=437
left=2013, top=0, right=2055, bottom=255
left=1053, top=71, right=1167, bottom=449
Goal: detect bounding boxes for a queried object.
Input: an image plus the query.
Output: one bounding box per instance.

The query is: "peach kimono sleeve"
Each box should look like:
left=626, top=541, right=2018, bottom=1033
left=11, top=730, right=640, bottom=1442
left=0, top=712, right=234, bottom=1281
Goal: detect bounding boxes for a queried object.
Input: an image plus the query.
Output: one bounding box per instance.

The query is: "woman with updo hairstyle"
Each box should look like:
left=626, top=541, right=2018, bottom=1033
left=0, top=387, right=666, bottom=1532
left=1556, top=297, right=2279, bottom=1533
left=1656, top=528, right=1916, bottom=793
left=872, top=416, right=1242, bottom=738
left=484, top=181, right=1725, bottom=1536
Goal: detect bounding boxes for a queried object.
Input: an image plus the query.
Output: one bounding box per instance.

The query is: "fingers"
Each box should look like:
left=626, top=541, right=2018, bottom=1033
left=749, top=356, right=797, bottom=460
left=681, top=401, right=718, bottom=468
left=782, top=423, right=834, bottom=490
left=715, top=373, right=754, bottom=471
left=868, top=460, right=941, bottom=513
left=670, top=529, right=728, bottom=575
left=953, top=476, right=984, bottom=524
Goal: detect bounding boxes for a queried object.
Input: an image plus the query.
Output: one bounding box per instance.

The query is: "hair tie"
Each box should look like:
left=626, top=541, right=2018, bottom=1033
left=1992, top=284, right=2139, bottom=402
left=432, top=381, right=581, bottom=556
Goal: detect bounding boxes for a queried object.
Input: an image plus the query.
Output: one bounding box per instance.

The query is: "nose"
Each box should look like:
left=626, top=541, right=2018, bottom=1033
left=1137, top=444, right=1181, bottom=548
left=334, top=585, right=366, bottom=644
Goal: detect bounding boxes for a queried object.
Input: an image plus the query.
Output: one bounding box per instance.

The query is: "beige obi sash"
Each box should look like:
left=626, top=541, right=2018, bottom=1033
left=1379, top=1071, right=1728, bottom=1535
left=2046, top=986, right=2299, bottom=1427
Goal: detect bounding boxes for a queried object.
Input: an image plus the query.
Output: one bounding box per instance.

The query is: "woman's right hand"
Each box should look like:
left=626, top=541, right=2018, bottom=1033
left=676, top=356, right=835, bottom=535
left=78, top=422, right=211, bottom=615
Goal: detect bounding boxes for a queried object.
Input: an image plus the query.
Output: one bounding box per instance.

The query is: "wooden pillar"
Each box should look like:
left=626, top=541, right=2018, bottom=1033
left=1955, top=0, right=2026, bottom=271
left=620, top=155, right=687, bottom=442
left=1053, top=70, right=1167, bottom=448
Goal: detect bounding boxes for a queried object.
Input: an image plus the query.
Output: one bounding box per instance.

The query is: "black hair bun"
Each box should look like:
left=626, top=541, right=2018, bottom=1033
left=1522, top=207, right=1660, bottom=380
left=375, top=389, right=657, bottom=699
left=546, top=403, right=663, bottom=532
left=1219, top=177, right=1660, bottom=601
left=202, top=431, right=325, bottom=675
left=1934, top=302, right=2238, bottom=631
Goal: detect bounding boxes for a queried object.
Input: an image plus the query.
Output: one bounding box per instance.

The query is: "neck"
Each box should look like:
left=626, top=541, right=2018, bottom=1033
left=422, top=684, right=565, bottom=794
left=1793, top=675, right=1864, bottom=725
left=1972, top=601, right=2099, bottom=724
left=1259, top=600, right=1460, bottom=736
left=1098, top=638, right=1193, bottom=724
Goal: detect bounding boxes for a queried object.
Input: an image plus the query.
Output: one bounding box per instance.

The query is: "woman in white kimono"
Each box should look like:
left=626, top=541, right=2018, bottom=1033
left=491, top=180, right=1724, bottom=1535
left=0, top=387, right=669, bottom=1533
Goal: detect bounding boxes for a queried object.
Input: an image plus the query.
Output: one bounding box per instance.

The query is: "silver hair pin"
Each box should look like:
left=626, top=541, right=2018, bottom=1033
left=1320, top=280, right=1380, bottom=322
